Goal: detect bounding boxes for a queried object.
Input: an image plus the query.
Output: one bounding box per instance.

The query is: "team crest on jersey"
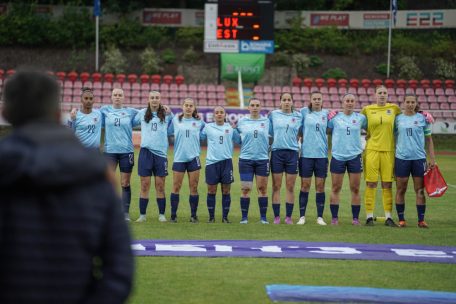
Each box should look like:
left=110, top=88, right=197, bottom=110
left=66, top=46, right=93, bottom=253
left=93, top=118, right=98, bottom=123
left=322, top=116, right=326, bottom=121
left=291, top=118, right=296, bottom=123
left=414, top=121, right=418, bottom=124
left=386, top=109, right=392, bottom=115
left=192, top=122, right=197, bottom=127
left=121, top=112, right=126, bottom=116
left=225, top=129, right=230, bottom=133
left=260, top=123, right=265, bottom=128
left=352, top=120, right=357, bottom=124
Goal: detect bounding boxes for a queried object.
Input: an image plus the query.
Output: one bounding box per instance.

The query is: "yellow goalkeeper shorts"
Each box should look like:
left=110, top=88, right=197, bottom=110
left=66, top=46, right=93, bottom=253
left=364, top=150, right=395, bottom=182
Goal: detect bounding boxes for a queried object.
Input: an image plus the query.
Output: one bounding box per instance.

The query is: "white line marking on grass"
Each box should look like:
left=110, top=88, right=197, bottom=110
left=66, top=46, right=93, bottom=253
left=447, top=184, right=456, bottom=189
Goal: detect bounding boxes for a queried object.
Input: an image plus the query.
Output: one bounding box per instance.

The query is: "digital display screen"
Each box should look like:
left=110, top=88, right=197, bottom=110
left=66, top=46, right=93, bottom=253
left=216, top=0, right=274, bottom=41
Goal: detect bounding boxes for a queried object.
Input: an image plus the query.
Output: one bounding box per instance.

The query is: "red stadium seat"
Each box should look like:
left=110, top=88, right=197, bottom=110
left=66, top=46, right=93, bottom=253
left=263, top=85, right=272, bottom=93
left=432, top=79, right=442, bottom=88
left=445, top=80, right=455, bottom=89
left=315, top=78, right=325, bottom=88
left=419, top=102, right=429, bottom=110
left=384, top=79, right=394, bottom=88
left=420, top=79, right=431, bottom=89
left=361, top=79, right=371, bottom=88
left=327, top=78, right=337, bottom=87
left=198, top=84, right=207, bottom=92
left=91, top=73, right=102, bottom=82
left=188, top=84, right=197, bottom=92
left=338, top=79, right=348, bottom=87
left=216, top=85, right=225, bottom=92
left=115, top=73, right=126, bottom=83
left=332, top=101, right=341, bottom=109
left=329, top=87, right=338, bottom=95
left=425, top=88, right=435, bottom=96
left=292, top=77, right=302, bottom=87
left=447, top=89, right=455, bottom=97
left=102, top=82, right=112, bottom=90
left=282, top=86, right=291, bottom=93
left=151, top=74, right=161, bottom=84
left=79, top=72, right=90, bottom=82
left=150, top=83, right=159, bottom=91
left=367, top=87, right=375, bottom=95
left=389, top=95, right=398, bottom=102
left=178, top=84, right=188, bottom=92
left=440, top=103, right=449, bottom=110
left=408, top=79, right=418, bottom=89
left=359, top=95, right=368, bottom=103
left=387, top=88, right=395, bottom=95
left=139, top=74, right=150, bottom=84
left=64, top=80, right=73, bottom=89
left=103, top=73, right=114, bottom=83
left=339, top=87, right=347, bottom=95
left=450, top=101, right=456, bottom=109
left=175, top=75, right=185, bottom=85
left=141, top=83, right=150, bottom=91
left=396, top=88, right=405, bottom=96
left=291, top=86, right=300, bottom=94
left=435, top=88, right=445, bottom=96
left=415, top=88, right=425, bottom=96
left=330, top=94, right=339, bottom=102
left=0, top=69, right=4, bottom=79
left=405, top=88, right=415, bottom=95
left=430, top=103, right=439, bottom=110
left=74, top=81, right=83, bottom=90
left=56, top=71, right=66, bottom=81
left=163, top=75, right=173, bottom=85
left=274, top=93, right=282, bottom=100
left=348, top=87, right=357, bottom=95
left=292, top=93, right=302, bottom=101
left=131, top=83, right=140, bottom=90
left=273, top=86, right=281, bottom=94
left=128, top=74, right=138, bottom=84
left=253, top=86, right=262, bottom=93
left=437, top=96, right=447, bottom=103
left=303, top=78, right=313, bottom=88
left=372, top=79, right=383, bottom=87
left=350, top=78, right=360, bottom=88
left=320, top=87, right=328, bottom=94
left=396, top=79, right=407, bottom=88
left=160, top=83, right=169, bottom=92
left=417, top=95, right=427, bottom=103
left=207, top=85, right=216, bottom=92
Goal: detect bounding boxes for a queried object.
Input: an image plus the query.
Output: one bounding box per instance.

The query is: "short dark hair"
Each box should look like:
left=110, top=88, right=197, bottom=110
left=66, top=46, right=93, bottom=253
left=3, top=68, right=60, bottom=127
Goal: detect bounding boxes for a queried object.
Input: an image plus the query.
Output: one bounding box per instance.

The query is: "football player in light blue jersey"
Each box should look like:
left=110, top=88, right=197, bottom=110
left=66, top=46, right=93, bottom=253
left=168, top=98, right=205, bottom=223
left=298, top=92, right=329, bottom=226
left=100, top=88, right=140, bottom=221
left=134, top=91, right=173, bottom=223
left=269, top=93, right=302, bottom=225
left=201, top=106, right=235, bottom=223
left=68, top=88, right=102, bottom=149
left=394, top=95, right=436, bottom=229
left=233, top=98, right=270, bottom=224
left=327, top=94, right=367, bottom=226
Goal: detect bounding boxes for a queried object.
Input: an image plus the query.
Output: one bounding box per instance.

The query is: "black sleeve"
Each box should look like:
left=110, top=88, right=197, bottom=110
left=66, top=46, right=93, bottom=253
left=85, top=183, right=134, bottom=304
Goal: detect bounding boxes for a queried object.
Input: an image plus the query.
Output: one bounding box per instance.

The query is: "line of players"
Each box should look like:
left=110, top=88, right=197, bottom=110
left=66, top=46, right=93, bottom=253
left=68, top=86, right=435, bottom=228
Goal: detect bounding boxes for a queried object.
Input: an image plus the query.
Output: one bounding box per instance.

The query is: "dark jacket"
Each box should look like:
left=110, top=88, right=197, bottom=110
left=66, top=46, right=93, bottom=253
left=0, top=123, right=134, bottom=304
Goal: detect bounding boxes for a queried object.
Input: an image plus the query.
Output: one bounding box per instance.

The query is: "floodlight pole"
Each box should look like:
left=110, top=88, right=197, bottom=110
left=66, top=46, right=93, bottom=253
left=95, top=15, right=99, bottom=71
left=386, top=0, right=392, bottom=78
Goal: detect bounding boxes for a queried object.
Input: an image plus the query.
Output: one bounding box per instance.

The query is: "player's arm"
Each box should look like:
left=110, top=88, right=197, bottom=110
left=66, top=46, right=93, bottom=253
left=424, top=125, right=436, bottom=168
left=68, top=108, right=77, bottom=129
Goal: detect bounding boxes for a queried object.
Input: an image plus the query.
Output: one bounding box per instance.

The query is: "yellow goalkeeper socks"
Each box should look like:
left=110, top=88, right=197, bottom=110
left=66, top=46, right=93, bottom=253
left=382, top=188, right=393, bottom=215
left=364, top=187, right=376, bottom=218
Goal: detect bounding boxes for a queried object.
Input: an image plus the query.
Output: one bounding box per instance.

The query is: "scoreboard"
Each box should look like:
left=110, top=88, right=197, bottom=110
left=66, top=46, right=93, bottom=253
left=204, top=0, right=275, bottom=54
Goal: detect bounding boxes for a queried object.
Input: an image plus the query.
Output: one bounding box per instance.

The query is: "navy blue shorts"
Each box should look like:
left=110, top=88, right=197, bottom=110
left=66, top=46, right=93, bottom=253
left=104, top=152, right=134, bottom=173
left=330, top=155, right=363, bottom=174
left=239, top=158, right=270, bottom=182
left=138, top=148, right=168, bottom=177
left=395, top=157, right=426, bottom=178
left=270, top=150, right=299, bottom=174
left=206, top=159, right=234, bottom=185
left=172, top=157, right=201, bottom=173
left=299, top=157, right=328, bottom=178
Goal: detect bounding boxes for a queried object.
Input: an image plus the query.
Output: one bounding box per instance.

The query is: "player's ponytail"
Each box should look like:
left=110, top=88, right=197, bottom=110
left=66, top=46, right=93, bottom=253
left=192, top=108, right=200, bottom=120
left=144, top=104, right=153, bottom=123
left=157, top=103, right=166, bottom=123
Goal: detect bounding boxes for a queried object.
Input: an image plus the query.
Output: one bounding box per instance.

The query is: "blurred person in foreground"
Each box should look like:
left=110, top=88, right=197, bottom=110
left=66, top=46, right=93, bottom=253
left=0, top=68, right=133, bottom=304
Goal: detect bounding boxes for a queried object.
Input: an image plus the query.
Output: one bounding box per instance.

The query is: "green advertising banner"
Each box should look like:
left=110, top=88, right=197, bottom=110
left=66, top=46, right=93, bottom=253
left=221, top=53, right=265, bottom=82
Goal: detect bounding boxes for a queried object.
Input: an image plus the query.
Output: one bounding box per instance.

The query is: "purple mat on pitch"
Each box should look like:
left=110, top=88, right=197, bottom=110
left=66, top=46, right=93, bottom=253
left=132, top=240, right=456, bottom=264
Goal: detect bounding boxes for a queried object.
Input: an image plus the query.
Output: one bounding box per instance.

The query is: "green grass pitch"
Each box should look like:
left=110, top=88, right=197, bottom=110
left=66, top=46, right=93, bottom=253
left=125, top=149, right=456, bottom=303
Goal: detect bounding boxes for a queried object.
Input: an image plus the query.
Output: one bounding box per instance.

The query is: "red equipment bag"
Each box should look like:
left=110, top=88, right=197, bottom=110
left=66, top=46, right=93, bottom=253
left=424, top=165, right=448, bottom=198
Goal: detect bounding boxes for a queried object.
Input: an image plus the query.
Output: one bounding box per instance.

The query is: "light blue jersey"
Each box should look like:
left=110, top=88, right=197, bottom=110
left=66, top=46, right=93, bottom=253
left=233, top=116, right=270, bottom=160
left=69, top=109, right=102, bottom=148
left=328, top=112, right=367, bottom=161
left=201, top=122, right=234, bottom=165
left=269, top=109, right=302, bottom=151
left=169, top=116, right=205, bottom=163
left=300, top=108, right=328, bottom=158
left=135, top=109, right=174, bottom=158
left=101, top=105, right=139, bottom=153
left=395, top=113, right=431, bottom=160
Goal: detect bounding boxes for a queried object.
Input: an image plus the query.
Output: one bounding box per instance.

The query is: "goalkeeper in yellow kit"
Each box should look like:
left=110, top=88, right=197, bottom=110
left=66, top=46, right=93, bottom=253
left=362, top=86, right=401, bottom=227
